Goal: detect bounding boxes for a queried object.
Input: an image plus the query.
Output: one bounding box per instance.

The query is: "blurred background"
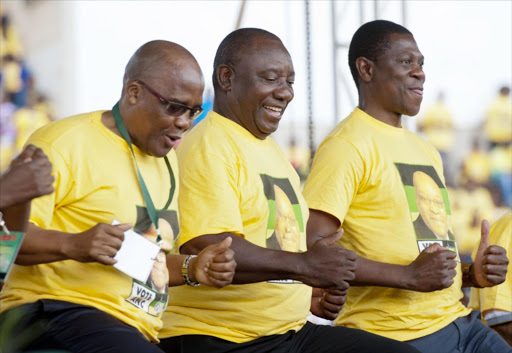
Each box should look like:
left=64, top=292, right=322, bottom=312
left=0, top=0, right=511, bottom=281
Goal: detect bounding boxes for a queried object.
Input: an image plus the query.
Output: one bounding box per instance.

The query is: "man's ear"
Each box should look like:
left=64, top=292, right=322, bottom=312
left=216, top=65, right=233, bottom=92
left=126, top=81, right=142, bottom=104
left=356, top=57, right=374, bottom=83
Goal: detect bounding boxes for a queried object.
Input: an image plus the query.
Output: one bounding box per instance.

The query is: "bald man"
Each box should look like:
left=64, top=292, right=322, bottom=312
left=0, top=40, right=236, bottom=353
left=412, top=171, right=454, bottom=241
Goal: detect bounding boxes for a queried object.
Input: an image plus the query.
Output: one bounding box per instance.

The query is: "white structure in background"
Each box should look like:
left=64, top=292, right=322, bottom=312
left=3, top=1, right=511, bottom=151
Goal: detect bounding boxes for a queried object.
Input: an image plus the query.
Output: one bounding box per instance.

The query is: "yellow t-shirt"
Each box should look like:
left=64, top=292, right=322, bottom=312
left=485, top=95, right=512, bottom=144
left=0, top=111, right=180, bottom=343
left=468, top=212, right=512, bottom=323
left=161, top=111, right=311, bottom=343
left=14, top=107, right=51, bottom=152
left=463, top=151, right=491, bottom=185
left=419, top=101, right=454, bottom=152
left=303, top=108, right=470, bottom=341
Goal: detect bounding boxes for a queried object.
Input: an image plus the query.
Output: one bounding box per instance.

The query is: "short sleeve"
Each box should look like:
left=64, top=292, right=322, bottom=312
left=177, top=148, right=243, bottom=245
left=303, top=136, right=364, bottom=225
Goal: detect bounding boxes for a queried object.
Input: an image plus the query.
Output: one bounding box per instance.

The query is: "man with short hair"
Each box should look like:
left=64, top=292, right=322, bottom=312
left=158, top=27, right=420, bottom=353
left=0, top=40, right=236, bottom=353
left=304, top=20, right=510, bottom=353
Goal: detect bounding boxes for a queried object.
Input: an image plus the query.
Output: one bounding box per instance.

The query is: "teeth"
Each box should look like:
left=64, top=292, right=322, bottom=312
left=264, top=105, right=282, bottom=112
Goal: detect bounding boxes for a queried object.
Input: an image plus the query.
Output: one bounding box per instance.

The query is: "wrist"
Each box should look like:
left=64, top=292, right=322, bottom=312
left=462, top=262, right=483, bottom=288
left=181, top=255, right=200, bottom=286
left=468, top=263, right=483, bottom=288
left=401, top=264, right=416, bottom=290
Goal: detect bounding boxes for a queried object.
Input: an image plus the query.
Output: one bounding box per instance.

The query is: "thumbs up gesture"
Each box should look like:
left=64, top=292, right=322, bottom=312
left=472, top=219, right=509, bottom=287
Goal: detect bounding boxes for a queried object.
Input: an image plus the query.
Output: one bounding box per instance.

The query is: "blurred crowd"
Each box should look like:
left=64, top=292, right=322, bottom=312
left=0, top=9, right=55, bottom=173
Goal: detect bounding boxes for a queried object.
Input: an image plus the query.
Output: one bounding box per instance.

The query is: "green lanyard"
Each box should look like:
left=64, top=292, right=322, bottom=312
left=112, top=102, right=175, bottom=242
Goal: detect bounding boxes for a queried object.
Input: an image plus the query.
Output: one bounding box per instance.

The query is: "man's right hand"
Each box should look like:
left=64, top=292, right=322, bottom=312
left=0, top=145, right=55, bottom=209
left=300, top=230, right=357, bottom=290
left=62, top=223, right=132, bottom=265
left=406, top=243, right=457, bottom=291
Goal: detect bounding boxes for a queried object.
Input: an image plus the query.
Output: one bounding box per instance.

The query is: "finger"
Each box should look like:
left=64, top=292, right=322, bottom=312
left=341, top=249, right=357, bottom=262
left=320, top=298, right=343, bottom=312
left=205, top=268, right=235, bottom=282
left=211, top=249, right=235, bottom=263
left=482, top=274, right=506, bottom=285
left=208, top=261, right=237, bottom=274
left=485, top=245, right=508, bottom=256
left=320, top=310, right=339, bottom=321
left=96, top=254, right=118, bottom=266
left=482, top=263, right=509, bottom=276
left=19, top=144, right=39, bottom=160
left=441, top=250, right=458, bottom=260
left=323, top=293, right=346, bottom=306
left=31, top=146, right=48, bottom=160
left=322, top=229, right=343, bottom=246
left=325, top=288, right=346, bottom=296
left=422, top=243, right=446, bottom=253
left=312, top=287, right=324, bottom=297
left=482, top=253, right=509, bottom=266
left=447, top=259, right=458, bottom=270
left=116, top=223, right=133, bottom=232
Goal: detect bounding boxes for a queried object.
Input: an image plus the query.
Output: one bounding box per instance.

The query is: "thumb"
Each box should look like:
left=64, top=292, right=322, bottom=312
left=116, top=223, right=133, bottom=231
left=209, top=236, right=233, bottom=254
left=322, top=229, right=344, bottom=246
left=475, top=219, right=490, bottom=263
left=473, top=219, right=491, bottom=287
left=478, top=219, right=490, bottom=251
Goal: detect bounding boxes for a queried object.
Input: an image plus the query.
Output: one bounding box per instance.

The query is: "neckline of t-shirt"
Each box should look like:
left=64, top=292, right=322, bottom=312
left=94, top=110, right=148, bottom=157
left=354, top=107, right=406, bottom=135
left=209, top=110, right=274, bottom=143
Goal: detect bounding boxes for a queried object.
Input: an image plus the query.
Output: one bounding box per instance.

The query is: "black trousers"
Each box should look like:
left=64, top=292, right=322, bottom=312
left=158, top=321, right=421, bottom=353
left=0, top=299, right=163, bottom=353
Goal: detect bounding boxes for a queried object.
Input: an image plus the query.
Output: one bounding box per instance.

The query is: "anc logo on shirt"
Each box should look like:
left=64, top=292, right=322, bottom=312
left=394, top=163, right=459, bottom=257
left=260, top=174, right=304, bottom=253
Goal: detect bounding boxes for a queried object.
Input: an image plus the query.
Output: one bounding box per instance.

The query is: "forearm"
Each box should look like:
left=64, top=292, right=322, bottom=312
left=15, top=223, right=73, bottom=265
left=2, top=202, right=31, bottom=232
left=181, top=233, right=307, bottom=284
left=350, top=255, right=412, bottom=289
left=166, top=254, right=187, bottom=286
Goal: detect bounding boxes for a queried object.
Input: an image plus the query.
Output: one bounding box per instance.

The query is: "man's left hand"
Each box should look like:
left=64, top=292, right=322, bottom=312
left=473, top=219, right=509, bottom=287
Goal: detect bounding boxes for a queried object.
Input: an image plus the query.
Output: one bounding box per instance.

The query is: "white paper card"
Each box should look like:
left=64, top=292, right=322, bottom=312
left=112, top=220, right=160, bottom=282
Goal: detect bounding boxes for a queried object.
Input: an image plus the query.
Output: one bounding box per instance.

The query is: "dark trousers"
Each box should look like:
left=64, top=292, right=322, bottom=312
left=0, top=299, right=163, bottom=353
left=158, top=321, right=420, bottom=353
left=406, top=311, right=512, bottom=353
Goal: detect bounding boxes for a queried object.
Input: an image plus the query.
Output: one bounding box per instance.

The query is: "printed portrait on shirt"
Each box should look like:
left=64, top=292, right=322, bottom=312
left=259, top=174, right=304, bottom=253
left=124, top=207, right=178, bottom=316
left=395, top=163, right=459, bottom=257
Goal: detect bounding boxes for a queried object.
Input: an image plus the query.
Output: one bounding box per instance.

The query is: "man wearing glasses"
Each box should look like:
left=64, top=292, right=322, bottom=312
left=0, top=40, right=236, bottom=352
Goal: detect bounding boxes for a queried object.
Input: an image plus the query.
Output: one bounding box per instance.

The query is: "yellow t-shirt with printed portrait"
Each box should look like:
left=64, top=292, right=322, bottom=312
left=160, top=111, right=310, bottom=343
left=469, top=212, right=512, bottom=324
left=303, top=108, right=470, bottom=341
left=0, top=111, right=180, bottom=343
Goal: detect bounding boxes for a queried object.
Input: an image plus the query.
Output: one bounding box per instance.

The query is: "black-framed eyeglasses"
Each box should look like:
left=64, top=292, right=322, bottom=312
left=135, top=80, right=204, bottom=119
